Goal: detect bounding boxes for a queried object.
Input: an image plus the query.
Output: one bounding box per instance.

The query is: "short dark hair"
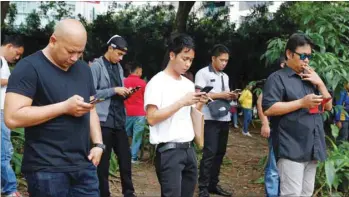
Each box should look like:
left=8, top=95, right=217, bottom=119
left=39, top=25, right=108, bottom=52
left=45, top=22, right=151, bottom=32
left=125, top=61, right=142, bottom=74
left=167, top=33, right=195, bottom=55
left=211, top=44, right=230, bottom=57
left=284, top=33, right=314, bottom=60
left=2, top=35, right=24, bottom=48
left=161, top=34, right=195, bottom=69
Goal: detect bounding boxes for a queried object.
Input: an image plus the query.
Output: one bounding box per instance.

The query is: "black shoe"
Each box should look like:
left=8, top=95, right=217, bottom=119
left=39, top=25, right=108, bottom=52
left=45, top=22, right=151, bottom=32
left=208, top=185, right=232, bottom=197
left=199, top=189, right=210, bottom=197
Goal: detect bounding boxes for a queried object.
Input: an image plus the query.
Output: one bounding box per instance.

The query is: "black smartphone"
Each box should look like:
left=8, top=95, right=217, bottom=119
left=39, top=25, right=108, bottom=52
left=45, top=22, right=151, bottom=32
left=201, top=86, right=213, bottom=93
left=232, top=89, right=242, bottom=93
left=89, top=96, right=105, bottom=104
left=130, top=86, right=141, bottom=94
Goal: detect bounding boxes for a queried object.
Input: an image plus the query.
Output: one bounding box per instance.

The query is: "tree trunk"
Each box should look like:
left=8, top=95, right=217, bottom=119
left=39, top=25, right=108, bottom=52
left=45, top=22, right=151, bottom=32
left=1, top=1, right=10, bottom=26
left=173, top=1, right=195, bottom=33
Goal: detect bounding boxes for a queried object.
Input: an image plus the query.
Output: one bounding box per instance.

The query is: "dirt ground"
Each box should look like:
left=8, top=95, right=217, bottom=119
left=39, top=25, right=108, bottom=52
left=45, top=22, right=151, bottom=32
left=16, top=124, right=268, bottom=197
left=110, top=125, right=268, bottom=197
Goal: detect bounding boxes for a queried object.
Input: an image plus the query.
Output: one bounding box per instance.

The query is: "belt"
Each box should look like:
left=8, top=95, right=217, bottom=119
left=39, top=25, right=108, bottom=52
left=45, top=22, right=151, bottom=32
left=156, top=142, right=192, bottom=153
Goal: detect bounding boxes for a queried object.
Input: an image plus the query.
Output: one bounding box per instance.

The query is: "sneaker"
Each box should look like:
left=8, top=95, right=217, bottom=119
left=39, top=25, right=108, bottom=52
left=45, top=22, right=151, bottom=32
left=6, top=192, right=22, bottom=197
left=234, top=125, right=239, bottom=129
left=242, top=131, right=252, bottom=137
left=131, top=159, right=140, bottom=164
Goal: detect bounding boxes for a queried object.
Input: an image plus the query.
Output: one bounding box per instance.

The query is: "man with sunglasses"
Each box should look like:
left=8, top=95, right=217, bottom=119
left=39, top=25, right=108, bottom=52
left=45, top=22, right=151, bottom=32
left=262, top=33, right=332, bottom=196
left=90, top=35, right=135, bottom=197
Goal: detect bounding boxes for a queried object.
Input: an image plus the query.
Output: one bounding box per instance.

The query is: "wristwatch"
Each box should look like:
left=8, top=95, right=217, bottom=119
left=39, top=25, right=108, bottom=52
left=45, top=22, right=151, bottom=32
left=93, top=143, right=106, bottom=152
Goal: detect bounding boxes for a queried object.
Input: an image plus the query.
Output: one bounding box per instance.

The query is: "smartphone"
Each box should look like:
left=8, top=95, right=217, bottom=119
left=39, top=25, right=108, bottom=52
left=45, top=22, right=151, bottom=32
left=232, top=89, right=242, bottom=93
left=201, top=86, right=213, bottom=93
left=130, top=86, right=141, bottom=94
left=89, top=98, right=105, bottom=104
left=309, top=95, right=329, bottom=114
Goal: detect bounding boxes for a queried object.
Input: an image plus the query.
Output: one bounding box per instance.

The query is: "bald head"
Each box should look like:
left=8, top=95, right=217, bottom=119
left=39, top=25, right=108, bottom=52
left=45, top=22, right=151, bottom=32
left=54, top=19, right=87, bottom=41
left=46, top=19, right=88, bottom=70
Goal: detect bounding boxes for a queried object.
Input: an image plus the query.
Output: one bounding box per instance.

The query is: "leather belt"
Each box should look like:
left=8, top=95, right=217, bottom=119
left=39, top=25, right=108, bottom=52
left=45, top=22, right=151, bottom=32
left=156, top=142, right=192, bottom=153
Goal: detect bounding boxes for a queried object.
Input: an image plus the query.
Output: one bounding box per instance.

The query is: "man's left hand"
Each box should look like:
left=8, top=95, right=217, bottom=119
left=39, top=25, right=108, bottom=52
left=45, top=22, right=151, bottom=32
left=300, top=66, right=324, bottom=86
left=88, top=147, right=103, bottom=166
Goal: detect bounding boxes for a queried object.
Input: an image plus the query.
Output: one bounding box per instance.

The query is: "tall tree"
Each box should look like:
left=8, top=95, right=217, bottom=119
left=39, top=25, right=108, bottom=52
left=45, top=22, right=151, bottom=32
left=1, top=1, right=10, bottom=26
left=173, top=1, right=195, bottom=33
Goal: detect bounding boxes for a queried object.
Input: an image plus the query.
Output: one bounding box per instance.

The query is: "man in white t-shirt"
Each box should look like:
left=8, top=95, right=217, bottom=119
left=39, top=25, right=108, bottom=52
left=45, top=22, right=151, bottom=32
left=0, top=35, right=24, bottom=197
left=144, top=34, right=208, bottom=197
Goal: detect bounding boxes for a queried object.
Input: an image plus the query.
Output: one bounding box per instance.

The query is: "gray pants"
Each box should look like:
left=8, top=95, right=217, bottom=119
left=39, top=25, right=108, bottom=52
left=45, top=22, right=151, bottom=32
left=277, top=158, right=317, bottom=196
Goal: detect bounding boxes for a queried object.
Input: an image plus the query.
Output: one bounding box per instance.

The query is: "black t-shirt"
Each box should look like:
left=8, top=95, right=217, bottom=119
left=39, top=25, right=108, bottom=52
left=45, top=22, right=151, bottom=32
left=6, top=51, right=96, bottom=173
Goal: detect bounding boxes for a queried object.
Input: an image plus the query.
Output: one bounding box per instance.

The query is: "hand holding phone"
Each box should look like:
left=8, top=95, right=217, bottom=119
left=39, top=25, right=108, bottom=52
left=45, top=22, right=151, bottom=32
left=130, top=86, right=141, bottom=94
left=89, top=95, right=105, bottom=104
left=201, top=86, right=213, bottom=93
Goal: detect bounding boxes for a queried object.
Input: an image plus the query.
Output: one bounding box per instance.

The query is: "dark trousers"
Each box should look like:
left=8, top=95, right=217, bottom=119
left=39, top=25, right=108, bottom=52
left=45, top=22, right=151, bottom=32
left=24, top=165, right=99, bottom=197
left=199, top=120, right=229, bottom=190
left=97, top=127, right=135, bottom=197
left=155, top=146, right=197, bottom=197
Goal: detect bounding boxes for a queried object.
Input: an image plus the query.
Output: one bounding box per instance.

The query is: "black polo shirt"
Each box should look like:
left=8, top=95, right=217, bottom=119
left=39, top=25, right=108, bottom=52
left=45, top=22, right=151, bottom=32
left=100, top=57, right=126, bottom=130
left=262, top=66, right=327, bottom=162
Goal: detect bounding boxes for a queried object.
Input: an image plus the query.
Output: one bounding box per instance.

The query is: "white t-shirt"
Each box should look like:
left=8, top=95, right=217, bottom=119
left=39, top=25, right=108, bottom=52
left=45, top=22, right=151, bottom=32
left=1, top=57, right=11, bottom=110
left=195, top=66, right=231, bottom=121
left=144, top=71, right=195, bottom=144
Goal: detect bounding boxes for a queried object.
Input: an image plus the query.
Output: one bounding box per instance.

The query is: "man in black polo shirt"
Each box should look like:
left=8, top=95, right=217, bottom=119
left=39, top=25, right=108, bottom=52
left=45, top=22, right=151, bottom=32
left=4, top=19, right=103, bottom=197
left=262, top=33, right=332, bottom=196
left=90, top=35, right=135, bottom=197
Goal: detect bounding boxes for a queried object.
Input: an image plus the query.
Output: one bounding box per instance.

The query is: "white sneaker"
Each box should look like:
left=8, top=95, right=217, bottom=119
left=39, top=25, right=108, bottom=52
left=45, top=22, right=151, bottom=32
left=234, top=125, right=239, bottom=128
left=131, top=159, right=140, bottom=164
left=5, top=192, right=22, bottom=197
left=242, top=131, right=252, bottom=137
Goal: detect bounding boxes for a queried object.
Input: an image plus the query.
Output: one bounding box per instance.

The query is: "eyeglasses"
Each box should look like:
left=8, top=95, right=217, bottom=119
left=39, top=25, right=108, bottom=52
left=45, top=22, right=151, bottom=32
left=293, top=51, right=312, bottom=61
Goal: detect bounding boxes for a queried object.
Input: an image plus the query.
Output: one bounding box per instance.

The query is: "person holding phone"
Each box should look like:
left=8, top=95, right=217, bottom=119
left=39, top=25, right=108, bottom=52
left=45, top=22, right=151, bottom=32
left=145, top=34, right=208, bottom=197
left=4, top=19, right=103, bottom=197
left=90, top=35, right=135, bottom=197
left=262, top=33, right=332, bottom=196
left=195, top=44, right=236, bottom=197
left=124, top=61, right=147, bottom=164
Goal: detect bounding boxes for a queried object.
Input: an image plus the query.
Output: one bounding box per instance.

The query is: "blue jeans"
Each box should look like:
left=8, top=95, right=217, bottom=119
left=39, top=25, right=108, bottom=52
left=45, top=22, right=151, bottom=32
left=24, top=165, right=99, bottom=197
left=1, top=110, right=18, bottom=195
left=242, top=108, right=252, bottom=133
left=125, top=116, right=145, bottom=161
left=231, top=112, right=238, bottom=126
left=264, top=138, right=279, bottom=197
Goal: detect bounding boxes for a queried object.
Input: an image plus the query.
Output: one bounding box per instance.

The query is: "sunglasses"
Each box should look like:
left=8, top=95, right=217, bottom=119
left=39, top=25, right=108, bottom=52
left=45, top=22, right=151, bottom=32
left=293, top=51, right=312, bottom=60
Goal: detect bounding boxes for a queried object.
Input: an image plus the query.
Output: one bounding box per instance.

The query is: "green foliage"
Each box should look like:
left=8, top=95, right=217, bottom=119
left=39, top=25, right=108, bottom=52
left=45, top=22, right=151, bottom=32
left=5, top=3, right=17, bottom=30
left=39, top=1, right=74, bottom=21
left=262, top=2, right=349, bottom=93
left=314, top=139, right=349, bottom=196
left=10, top=128, right=25, bottom=176
left=109, top=151, right=119, bottom=177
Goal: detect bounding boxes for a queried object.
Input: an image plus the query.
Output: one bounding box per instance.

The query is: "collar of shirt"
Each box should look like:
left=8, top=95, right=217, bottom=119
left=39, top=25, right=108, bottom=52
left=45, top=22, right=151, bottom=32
left=102, top=56, right=117, bottom=68
left=208, top=64, right=223, bottom=76
left=284, top=65, right=300, bottom=77
left=128, top=74, right=140, bottom=78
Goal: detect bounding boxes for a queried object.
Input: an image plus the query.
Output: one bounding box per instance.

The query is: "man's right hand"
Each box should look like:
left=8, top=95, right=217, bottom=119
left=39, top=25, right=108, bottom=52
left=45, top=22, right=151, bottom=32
left=301, top=94, right=323, bottom=108
left=261, top=123, right=270, bottom=138
left=179, top=92, right=206, bottom=107
left=114, top=87, right=132, bottom=97
left=336, top=121, right=342, bottom=129
left=221, top=91, right=233, bottom=100
left=64, top=95, right=94, bottom=117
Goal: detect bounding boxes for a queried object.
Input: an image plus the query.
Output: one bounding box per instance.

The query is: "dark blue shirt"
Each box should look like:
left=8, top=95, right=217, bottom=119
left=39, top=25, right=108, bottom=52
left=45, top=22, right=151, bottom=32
left=7, top=51, right=96, bottom=172
left=262, top=66, right=327, bottom=162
